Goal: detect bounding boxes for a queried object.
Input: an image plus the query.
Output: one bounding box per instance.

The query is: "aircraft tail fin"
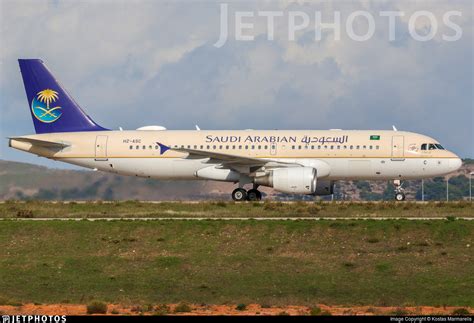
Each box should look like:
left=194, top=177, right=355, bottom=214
left=18, top=59, right=107, bottom=134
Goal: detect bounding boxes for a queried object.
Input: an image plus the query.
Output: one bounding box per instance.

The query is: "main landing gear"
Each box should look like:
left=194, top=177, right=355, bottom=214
left=231, top=186, right=262, bottom=201
left=393, top=179, right=406, bottom=201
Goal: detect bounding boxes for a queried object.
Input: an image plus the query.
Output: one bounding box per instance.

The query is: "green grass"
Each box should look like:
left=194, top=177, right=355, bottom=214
left=0, top=200, right=473, bottom=218
left=0, top=219, right=472, bottom=306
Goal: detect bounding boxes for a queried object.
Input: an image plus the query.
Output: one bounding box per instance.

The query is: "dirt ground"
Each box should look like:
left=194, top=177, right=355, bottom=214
left=0, top=303, right=472, bottom=316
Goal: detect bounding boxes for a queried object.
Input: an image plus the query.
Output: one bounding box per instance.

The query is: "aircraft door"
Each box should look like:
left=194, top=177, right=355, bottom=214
left=95, top=135, right=108, bottom=161
left=391, top=135, right=404, bottom=159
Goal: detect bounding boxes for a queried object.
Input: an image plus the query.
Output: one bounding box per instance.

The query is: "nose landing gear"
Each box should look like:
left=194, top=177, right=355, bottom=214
left=393, top=180, right=406, bottom=201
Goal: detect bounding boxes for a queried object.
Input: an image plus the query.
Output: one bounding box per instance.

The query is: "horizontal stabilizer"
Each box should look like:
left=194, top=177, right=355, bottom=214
left=9, top=137, right=69, bottom=148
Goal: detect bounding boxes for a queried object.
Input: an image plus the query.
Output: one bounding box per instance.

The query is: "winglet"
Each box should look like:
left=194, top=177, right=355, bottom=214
left=157, top=142, right=171, bottom=155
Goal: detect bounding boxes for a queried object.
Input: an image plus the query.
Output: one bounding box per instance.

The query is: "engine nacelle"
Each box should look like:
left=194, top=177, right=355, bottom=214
left=312, top=180, right=335, bottom=196
left=254, top=167, right=317, bottom=194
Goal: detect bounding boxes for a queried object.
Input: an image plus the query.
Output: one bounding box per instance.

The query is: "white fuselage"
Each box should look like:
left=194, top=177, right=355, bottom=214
left=10, top=129, right=462, bottom=183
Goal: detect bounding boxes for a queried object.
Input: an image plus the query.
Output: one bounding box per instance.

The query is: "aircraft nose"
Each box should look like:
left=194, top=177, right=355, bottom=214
left=449, top=157, right=462, bottom=171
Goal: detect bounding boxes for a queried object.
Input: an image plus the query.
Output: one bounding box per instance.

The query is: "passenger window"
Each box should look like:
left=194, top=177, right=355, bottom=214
left=376, top=146, right=379, bottom=150
left=258, top=145, right=261, bottom=150
left=129, top=145, right=133, bottom=150
left=136, top=145, right=139, bottom=149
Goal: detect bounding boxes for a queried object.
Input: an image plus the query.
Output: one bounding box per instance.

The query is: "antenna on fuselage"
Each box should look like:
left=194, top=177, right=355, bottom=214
left=195, top=125, right=201, bottom=131
left=392, top=125, right=398, bottom=131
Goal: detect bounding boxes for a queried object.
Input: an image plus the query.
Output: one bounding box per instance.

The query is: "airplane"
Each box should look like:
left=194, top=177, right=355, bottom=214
left=9, top=59, right=462, bottom=201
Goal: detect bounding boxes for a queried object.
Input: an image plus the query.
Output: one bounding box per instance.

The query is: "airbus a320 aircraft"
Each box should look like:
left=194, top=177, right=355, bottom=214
left=9, top=59, right=462, bottom=201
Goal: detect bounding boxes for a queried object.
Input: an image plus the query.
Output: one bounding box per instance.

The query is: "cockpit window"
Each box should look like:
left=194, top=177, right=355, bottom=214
left=421, top=143, right=445, bottom=151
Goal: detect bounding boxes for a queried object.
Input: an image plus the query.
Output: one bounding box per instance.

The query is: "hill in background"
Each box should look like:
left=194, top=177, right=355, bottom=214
left=1, top=159, right=473, bottom=201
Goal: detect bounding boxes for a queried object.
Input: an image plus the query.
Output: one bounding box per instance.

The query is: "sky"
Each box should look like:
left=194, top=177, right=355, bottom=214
left=0, top=0, right=473, bottom=169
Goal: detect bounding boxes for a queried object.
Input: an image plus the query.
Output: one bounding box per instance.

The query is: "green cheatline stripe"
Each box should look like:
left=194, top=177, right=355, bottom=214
left=370, top=135, right=380, bottom=140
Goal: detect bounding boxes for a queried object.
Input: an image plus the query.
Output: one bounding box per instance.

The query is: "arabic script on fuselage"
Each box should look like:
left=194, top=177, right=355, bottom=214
left=205, top=135, right=349, bottom=145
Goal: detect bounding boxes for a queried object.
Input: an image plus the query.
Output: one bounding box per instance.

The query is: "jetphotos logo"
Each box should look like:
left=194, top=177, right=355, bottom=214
left=214, top=4, right=462, bottom=47
left=1, top=315, right=66, bottom=323
left=31, top=89, right=62, bottom=123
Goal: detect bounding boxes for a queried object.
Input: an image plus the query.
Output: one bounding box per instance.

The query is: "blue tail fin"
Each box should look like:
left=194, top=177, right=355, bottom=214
left=18, top=59, right=107, bottom=134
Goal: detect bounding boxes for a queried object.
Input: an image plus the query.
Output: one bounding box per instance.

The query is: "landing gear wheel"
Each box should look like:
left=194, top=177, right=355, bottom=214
left=395, top=192, right=406, bottom=201
left=232, top=188, right=247, bottom=202
left=393, top=180, right=406, bottom=201
left=247, top=189, right=262, bottom=201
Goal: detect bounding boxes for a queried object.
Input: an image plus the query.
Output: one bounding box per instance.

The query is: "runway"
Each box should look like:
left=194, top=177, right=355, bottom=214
left=2, top=217, right=473, bottom=221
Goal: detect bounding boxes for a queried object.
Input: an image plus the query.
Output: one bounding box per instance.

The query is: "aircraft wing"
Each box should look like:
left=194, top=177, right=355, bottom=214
left=9, top=137, right=69, bottom=148
left=157, top=142, right=298, bottom=171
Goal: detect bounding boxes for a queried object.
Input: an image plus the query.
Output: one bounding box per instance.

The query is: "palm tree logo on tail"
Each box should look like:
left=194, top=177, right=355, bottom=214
left=31, top=89, right=62, bottom=123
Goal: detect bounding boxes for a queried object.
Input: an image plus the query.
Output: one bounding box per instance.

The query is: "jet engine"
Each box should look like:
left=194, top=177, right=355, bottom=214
left=254, top=167, right=317, bottom=194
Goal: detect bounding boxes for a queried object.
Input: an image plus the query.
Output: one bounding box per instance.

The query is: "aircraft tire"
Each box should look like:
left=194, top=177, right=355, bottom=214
left=232, top=188, right=247, bottom=202
left=247, top=189, right=262, bottom=201
left=395, top=192, right=406, bottom=201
